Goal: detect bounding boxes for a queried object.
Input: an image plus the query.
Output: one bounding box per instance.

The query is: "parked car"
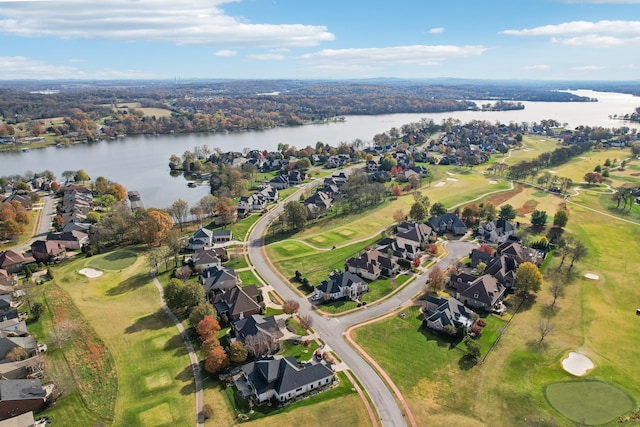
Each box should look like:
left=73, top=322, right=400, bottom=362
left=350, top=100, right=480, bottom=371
left=311, top=294, right=322, bottom=301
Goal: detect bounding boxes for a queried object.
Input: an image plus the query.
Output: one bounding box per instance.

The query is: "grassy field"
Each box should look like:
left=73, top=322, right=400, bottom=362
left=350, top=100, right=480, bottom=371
left=547, top=147, right=633, bottom=182
left=233, top=372, right=371, bottom=427
left=37, top=248, right=197, bottom=426
left=352, top=171, right=640, bottom=425
left=282, top=173, right=510, bottom=250
left=545, top=380, right=634, bottom=425
left=266, top=236, right=380, bottom=286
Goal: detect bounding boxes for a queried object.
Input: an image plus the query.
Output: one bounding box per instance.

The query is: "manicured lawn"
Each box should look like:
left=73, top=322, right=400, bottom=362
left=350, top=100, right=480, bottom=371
left=362, top=273, right=412, bottom=303
left=547, top=147, right=632, bottom=182
left=545, top=381, right=634, bottom=425
left=225, top=254, right=249, bottom=270
left=36, top=249, right=197, bottom=426
left=280, top=339, right=320, bottom=361
left=238, top=269, right=262, bottom=286
left=87, top=248, right=138, bottom=270
left=228, top=371, right=371, bottom=426
left=266, top=236, right=380, bottom=285
left=285, top=317, right=307, bottom=336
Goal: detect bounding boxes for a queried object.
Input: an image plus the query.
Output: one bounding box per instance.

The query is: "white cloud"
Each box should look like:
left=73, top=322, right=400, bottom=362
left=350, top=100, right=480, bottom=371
left=501, top=20, right=640, bottom=36
left=214, top=49, right=238, bottom=57
left=521, top=64, right=551, bottom=71
left=0, top=0, right=335, bottom=48
left=571, top=65, right=606, bottom=70
left=247, top=53, right=285, bottom=60
left=0, top=56, right=160, bottom=79
left=501, top=20, right=640, bottom=47
left=301, top=45, right=487, bottom=67
left=428, top=27, right=445, bottom=34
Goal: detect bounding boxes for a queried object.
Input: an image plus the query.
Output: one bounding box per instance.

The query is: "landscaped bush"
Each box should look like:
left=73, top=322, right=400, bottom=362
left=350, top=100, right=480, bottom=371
left=477, top=319, right=487, bottom=327
left=397, top=258, right=411, bottom=269
left=469, top=325, right=482, bottom=337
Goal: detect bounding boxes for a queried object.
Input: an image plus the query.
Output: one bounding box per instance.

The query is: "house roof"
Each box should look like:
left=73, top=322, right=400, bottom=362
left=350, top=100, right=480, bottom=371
left=232, top=314, right=278, bottom=340
left=316, top=271, right=363, bottom=294
left=202, top=266, right=237, bottom=293
left=458, top=274, right=505, bottom=307
left=0, top=251, right=27, bottom=269
left=31, top=240, right=66, bottom=256
left=214, top=285, right=260, bottom=318
left=242, top=356, right=333, bottom=397
left=424, top=296, right=474, bottom=329
left=0, top=379, right=46, bottom=401
left=46, top=230, right=88, bottom=242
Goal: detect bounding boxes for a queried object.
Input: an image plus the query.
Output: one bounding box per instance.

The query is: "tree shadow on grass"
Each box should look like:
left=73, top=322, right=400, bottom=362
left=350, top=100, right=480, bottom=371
left=539, top=304, right=559, bottom=319
left=175, top=364, right=196, bottom=383
left=165, top=333, right=189, bottom=357
left=417, top=325, right=459, bottom=349
left=106, top=273, right=148, bottom=296
left=125, top=310, right=170, bottom=333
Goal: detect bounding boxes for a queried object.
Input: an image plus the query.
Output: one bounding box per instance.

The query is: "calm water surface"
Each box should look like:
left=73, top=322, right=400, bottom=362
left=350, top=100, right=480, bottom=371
left=1, top=90, right=638, bottom=209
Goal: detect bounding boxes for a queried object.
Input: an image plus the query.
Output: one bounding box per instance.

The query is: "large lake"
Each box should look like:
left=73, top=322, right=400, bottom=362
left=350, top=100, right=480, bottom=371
left=1, top=89, right=639, bottom=209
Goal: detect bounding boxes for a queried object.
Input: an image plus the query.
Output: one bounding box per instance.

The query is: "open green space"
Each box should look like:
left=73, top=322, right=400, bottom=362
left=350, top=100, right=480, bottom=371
left=33, top=248, right=196, bottom=426
left=227, top=371, right=371, bottom=426
left=545, top=381, right=634, bottom=425
left=350, top=172, right=640, bottom=425
left=289, top=174, right=510, bottom=250
left=266, top=236, right=380, bottom=285
left=87, top=249, right=138, bottom=270
left=237, top=268, right=262, bottom=286
left=280, top=339, right=320, bottom=361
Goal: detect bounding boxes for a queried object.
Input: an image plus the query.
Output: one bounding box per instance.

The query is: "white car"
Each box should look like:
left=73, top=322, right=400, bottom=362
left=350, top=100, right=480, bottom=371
left=311, top=294, right=322, bottom=301
left=37, top=343, right=48, bottom=353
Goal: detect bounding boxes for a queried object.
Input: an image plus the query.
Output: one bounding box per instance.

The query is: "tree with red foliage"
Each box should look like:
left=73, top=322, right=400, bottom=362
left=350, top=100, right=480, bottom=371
left=204, top=346, right=229, bottom=373
left=478, top=244, right=493, bottom=255
left=392, top=184, right=402, bottom=198
left=412, top=257, right=421, bottom=268
left=197, top=315, right=221, bottom=341
left=428, top=244, right=438, bottom=256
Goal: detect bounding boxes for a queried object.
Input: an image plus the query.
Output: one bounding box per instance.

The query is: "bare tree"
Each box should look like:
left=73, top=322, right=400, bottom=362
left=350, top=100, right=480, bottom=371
left=282, top=299, right=300, bottom=314
left=537, top=319, right=556, bottom=347
left=299, top=313, right=313, bottom=331
left=167, top=199, right=189, bottom=232
left=549, top=281, right=565, bottom=308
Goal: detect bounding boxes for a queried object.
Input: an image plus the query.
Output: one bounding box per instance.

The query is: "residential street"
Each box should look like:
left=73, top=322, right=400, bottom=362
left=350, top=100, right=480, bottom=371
left=246, top=185, right=477, bottom=427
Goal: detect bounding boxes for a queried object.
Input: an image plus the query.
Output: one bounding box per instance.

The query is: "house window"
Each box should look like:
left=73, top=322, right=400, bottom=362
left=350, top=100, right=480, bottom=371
left=296, top=387, right=303, bottom=392
left=473, top=292, right=479, bottom=299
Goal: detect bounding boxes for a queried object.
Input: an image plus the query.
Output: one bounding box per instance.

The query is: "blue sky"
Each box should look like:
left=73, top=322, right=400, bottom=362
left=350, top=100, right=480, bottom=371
left=1, top=0, right=640, bottom=80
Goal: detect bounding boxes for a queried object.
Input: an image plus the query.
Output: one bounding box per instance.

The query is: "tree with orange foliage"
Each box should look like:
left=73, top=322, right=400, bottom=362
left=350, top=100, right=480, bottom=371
left=143, top=209, right=173, bottom=246
left=204, top=346, right=229, bottom=374
left=197, top=315, right=221, bottom=341
left=109, top=183, right=127, bottom=201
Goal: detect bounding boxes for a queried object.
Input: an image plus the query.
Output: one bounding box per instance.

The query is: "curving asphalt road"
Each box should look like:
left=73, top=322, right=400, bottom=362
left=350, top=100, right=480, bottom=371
left=247, top=183, right=477, bottom=427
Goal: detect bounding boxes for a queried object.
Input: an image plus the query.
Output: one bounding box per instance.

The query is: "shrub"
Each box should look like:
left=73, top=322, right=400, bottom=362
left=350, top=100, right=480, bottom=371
left=469, top=325, right=482, bottom=337
left=477, top=319, right=487, bottom=327
left=202, top=404, right=213, bottom=419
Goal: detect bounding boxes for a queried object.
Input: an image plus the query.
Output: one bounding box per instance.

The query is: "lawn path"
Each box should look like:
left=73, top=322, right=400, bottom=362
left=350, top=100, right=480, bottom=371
left=151, top=273, right=205, bottom=427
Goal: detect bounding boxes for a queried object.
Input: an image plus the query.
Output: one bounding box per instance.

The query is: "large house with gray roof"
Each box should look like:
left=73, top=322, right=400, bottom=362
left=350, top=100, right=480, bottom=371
left=240, top=355, right=334, bottom=403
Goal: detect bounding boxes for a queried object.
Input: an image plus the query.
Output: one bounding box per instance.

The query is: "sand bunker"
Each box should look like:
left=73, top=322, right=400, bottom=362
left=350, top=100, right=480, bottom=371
left=489, top=180, right=499, bottom=184
left=562, top=352, right=594, bottom=376
left=435, top=182, right=446, bottom=187
left=585, top=273, right=599, bottom=280
left=446, top=178, right=459, bottom=182
left=446, top=172, right=456, bottom=176
left=79, top=268, right=103, bottom=278
left=549, top=170, right=557, bottom=174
